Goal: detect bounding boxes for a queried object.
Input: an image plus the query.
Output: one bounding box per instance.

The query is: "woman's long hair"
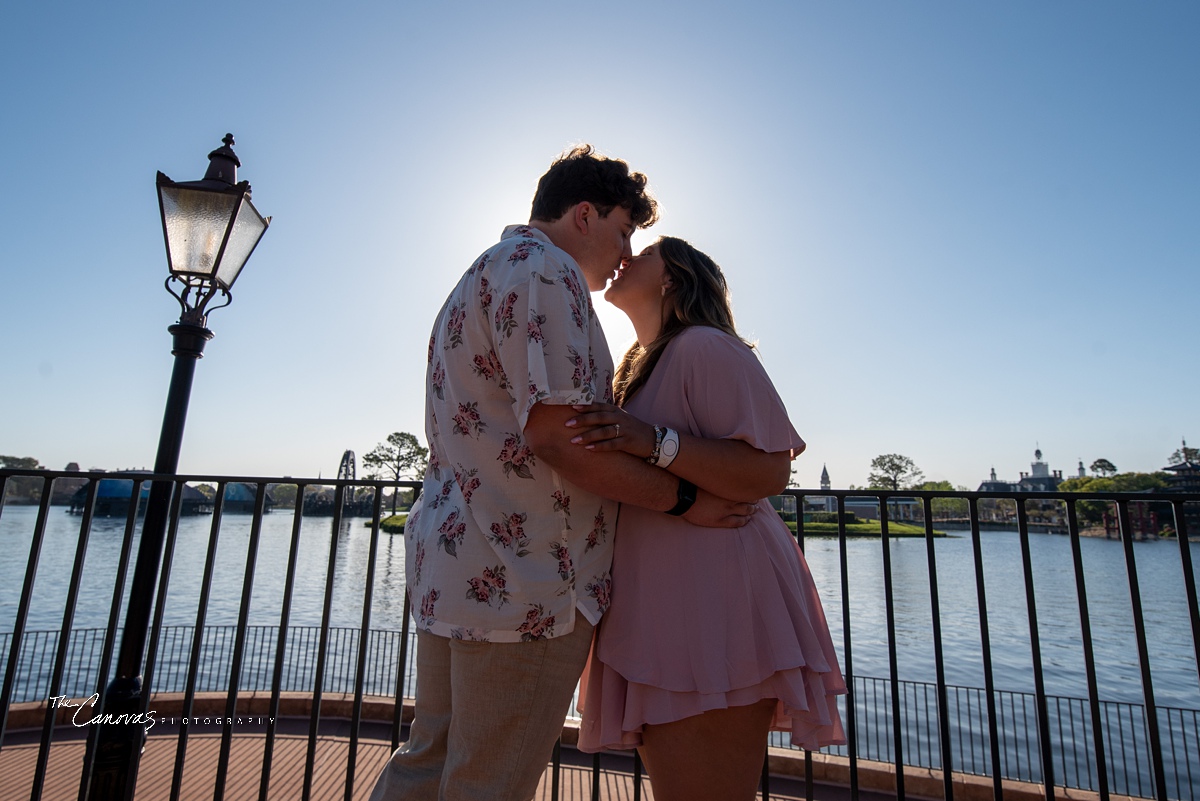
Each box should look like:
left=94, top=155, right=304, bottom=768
left=612, top=236, right=751, bottom=406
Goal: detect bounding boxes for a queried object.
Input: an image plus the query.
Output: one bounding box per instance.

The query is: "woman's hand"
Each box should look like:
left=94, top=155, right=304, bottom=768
left=565, top=403, right=656, bottom=459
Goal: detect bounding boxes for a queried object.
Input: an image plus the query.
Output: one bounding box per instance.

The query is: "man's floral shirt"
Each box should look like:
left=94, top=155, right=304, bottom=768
left=407, top=225, right=616, bottom=642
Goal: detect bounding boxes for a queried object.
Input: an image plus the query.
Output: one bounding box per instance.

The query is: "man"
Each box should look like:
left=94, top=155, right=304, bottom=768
left=369, top=145, right=754, bottom=801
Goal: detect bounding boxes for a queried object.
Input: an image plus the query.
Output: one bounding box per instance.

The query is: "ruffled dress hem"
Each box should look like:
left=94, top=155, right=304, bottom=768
left=577, top=650, right=847, bottom=753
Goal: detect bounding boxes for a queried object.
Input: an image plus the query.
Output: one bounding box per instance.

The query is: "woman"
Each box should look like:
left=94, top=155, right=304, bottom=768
left=568, top=237, right=846, bottom=801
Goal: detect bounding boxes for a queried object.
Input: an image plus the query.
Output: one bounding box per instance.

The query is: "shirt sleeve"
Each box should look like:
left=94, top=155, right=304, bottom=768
left=680, top=329, right=806, bottom=458
left=494, top=261, right=602, bottom=430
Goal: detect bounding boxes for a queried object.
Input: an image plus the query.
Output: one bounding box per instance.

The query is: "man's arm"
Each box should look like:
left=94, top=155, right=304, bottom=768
left=524, top=402, right=755, bottom=529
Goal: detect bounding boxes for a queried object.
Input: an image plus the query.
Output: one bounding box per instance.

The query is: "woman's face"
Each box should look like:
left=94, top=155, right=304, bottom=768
left=604, top=242, right=668, bottom=312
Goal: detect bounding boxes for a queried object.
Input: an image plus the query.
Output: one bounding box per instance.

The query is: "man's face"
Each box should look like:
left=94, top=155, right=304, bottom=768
left=578, top=205, right=635, bottom=292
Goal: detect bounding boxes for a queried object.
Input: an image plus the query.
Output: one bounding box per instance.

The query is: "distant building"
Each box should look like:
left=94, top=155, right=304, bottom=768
left=222, top=482, right=275, bottom=514
left=978, top=448, right=1064, bottom=493
left=1163, top=438, right=1200, bottom=493
left=69, top=478, right=211, bottom=517
left=808, top=465, right=919, bottom=521
left=49, top=462, right=88, bottom=505
left=1162, top=438, right=1200, bottom=537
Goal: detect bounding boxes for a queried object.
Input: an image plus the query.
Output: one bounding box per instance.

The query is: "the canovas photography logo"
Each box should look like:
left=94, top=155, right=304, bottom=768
left=49, top=694, right=159, bottom=731
left=49, top=695, right=274, bottom=730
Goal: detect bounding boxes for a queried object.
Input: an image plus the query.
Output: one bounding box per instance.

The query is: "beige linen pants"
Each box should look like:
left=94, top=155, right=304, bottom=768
left=368, top=619, right=594, bottom=801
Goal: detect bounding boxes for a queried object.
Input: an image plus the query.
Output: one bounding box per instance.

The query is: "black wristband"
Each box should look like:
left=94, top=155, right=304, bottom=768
left=666, top=478, right=697, bottom=516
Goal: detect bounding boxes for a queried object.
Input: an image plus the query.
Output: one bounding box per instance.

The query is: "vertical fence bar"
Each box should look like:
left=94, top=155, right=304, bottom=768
left=390, top=483, right=421, bottom=750
left=922, top=496, right=955, bottom=801
left=1115, top=500, right=1168, bottom=801
left=304, top=483, right=348, bottom=801
left=32, top=479, right=98, bottom=801
left=879, top=497, right=906, bottom=799
left=629, top=748, right=641, bottom=801
left=213, top=483, right=268, bottom=801
left=836, top=494, right=858, bottom=800
left=793, top=499, right=814, bottom=801
left=1170, top=500, right=1200, bottom=695
left=260, top=487, right=307, bottom=801
left=140, top=482, right=186, bottom=711
left=78, top=479, right=144, bottom=801
left=345, top=487, right=384, bottom=801
left=0, top=475, right=53, bottom=754
left=968, top=497, right=1003, bottom=800
left=1064, top=499, right=1109, bottom=801
left=1016, top=500, right=1056, bottom=800
left=550, top=738, right=561, bottom=801
left=170, top=482, right=227, bottom=801
left=392, top=589, right=412, bottom=748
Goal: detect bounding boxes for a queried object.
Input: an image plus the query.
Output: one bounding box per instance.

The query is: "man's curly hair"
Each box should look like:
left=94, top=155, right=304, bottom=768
left=530, top=144, right=659, bottom=228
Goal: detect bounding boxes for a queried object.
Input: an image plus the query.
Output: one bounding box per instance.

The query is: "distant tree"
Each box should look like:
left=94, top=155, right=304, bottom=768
left=1058, top=472, right=1170, bottom=527
left=1, top=455, right=43, bottom=470
left=915, top=480, right=969, bottom=519
left=363, top=432, right=429, bottom=514
left=193, top=483, right=217, bottom=500
left=1, top=455, right=46, bottom=504
left=867, top=454, right=924, bottom=491
left=1168, top=443, right=1199, bottom=465
left=1090, top=458, right=1117, bottom=477
left=268, top=483, right=298, bottom=509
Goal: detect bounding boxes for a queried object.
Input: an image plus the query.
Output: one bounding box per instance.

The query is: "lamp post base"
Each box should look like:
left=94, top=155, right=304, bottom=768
left=84, top=677, right=145, bottom=801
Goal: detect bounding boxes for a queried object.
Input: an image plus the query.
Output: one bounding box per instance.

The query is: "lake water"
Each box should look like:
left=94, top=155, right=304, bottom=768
left=2, top=504, right=1197, bottom=712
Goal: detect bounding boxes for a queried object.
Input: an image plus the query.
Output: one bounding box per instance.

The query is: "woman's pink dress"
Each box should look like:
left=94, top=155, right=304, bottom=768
left=577, top=325, right=847, bottom=752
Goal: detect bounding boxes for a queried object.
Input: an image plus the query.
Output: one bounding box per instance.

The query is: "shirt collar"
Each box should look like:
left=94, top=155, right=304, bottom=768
left=501, top=224, right=554, bottom=245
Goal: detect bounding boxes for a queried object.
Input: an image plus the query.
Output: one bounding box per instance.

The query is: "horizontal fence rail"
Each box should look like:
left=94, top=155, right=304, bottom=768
left=2, top=469, right=1198, bottom=801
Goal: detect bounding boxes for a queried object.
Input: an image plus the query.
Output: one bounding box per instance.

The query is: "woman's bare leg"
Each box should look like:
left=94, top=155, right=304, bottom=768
left=637, top=698, right=777, bottom=801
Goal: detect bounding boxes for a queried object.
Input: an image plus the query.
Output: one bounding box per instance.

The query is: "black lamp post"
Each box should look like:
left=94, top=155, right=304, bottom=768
left=87, top=134, right=269, bottom=800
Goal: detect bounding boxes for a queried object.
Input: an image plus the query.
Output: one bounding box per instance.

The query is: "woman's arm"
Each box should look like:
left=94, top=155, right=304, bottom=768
left=565, top=403, right=797, bottom=503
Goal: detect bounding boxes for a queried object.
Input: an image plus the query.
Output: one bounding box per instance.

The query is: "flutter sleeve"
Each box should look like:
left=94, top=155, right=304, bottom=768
left=678, top=327, right=806, bottom=458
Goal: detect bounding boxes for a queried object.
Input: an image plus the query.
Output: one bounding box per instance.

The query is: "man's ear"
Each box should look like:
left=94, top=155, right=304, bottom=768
left=572, top=201, right=593, bottom=234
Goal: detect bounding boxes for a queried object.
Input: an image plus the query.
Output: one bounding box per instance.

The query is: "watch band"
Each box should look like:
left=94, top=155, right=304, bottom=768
left=646, top=425, right=665, bottom=464
left=656, top=428, right=680, bottom=468
left=666, top=478, right=697, bottom=516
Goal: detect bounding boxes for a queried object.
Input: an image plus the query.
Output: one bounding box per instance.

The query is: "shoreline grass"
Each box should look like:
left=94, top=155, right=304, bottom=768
left=785, top=520, right=945, bottom=537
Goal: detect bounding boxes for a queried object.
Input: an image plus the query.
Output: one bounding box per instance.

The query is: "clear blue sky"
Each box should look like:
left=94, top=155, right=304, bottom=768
left=2, top=1, right=1196, bottom=488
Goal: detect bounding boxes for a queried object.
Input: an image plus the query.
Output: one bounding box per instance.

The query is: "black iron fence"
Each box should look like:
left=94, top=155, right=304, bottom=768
left=1, top=469, right=1198, bottom=801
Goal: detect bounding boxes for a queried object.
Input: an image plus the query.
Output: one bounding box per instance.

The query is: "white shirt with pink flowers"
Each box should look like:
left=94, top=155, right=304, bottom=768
left=406, top=225, right=617, bottom=642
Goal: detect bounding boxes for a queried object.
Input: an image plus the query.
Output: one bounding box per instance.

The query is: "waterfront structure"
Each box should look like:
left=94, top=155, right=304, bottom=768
left=48, top=462, right=88, bottom=505
left=67, top=477, right=210, bottom=516
left=221, top=481, right=275, bottom=514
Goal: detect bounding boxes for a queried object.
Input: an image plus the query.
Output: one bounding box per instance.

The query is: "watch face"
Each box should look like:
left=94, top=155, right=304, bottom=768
left=662, top=440, right=679, bottom=457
